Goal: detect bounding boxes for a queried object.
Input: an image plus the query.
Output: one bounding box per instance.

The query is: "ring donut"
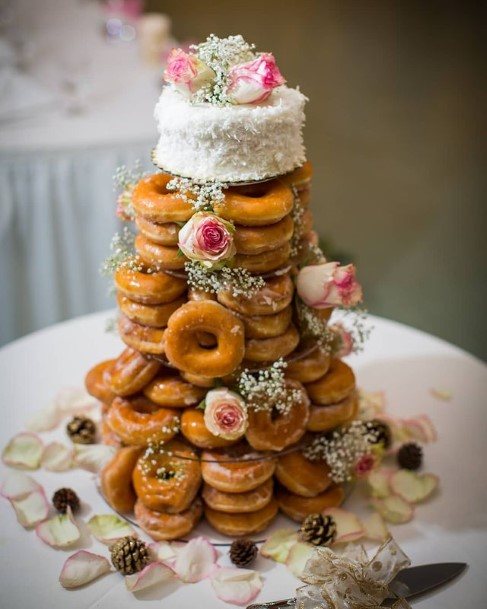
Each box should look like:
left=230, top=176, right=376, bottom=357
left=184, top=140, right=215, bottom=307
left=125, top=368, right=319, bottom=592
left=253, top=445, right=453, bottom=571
left=134, top=498, right=203, bottom=541
left=100, top=415, right=123, bottom=448
left=132, top=173, right=194, bottom=223
left=240, top=306, right=292, bottom=339
left=118, top=315, right=165, bottom=355
left=281, top=161, right=313, bottom=191
left=217, top=273, right=294, bottom=317
left=117, top=293, right=184, bottom=328
left=181, top=409, right=238, bottom=449
left=276, top=484, right=344, bottom=522
left=107, top=348, right=161, bottom=396
left=305, top=359, right=355, bottom=405
left=201, top=478, right=273, bottom=513
left=275, top=451, right=332, bottom=497
left=234, top=215, right=294, bottom=255
left=188, top=288, right=217, bottom=302
left=135, top=234, right=185, bottom=271
left=204, top=498, right=278, bottom=536
left=285, top=346, right=331, bottom=384
left=143, top=374, right=206, bottom=408
left=180, top=371, right=217, bottom=388
left=107, top=396, right=180, bottom=446
left=114, top=266, right=186, bottom=305
left=214, top=180, right=294, bottom=227
left=85, top=359, right=117, bottom=403
left=135, top=216, right=179, bottom=246
left=235, top=242, right=291, bottom=274
left=164, top=301, right=245, bottom=377
left=245, top=380, right=310, bottom=451
left=100, top=446, right=142, bottom=513
left=132, top=439, right=201, bottom=513
left=306, top=391, right=359, bottom=432
left=244, top=324, right=300, bottom=362
left=201, top=448, right=276, bottom=493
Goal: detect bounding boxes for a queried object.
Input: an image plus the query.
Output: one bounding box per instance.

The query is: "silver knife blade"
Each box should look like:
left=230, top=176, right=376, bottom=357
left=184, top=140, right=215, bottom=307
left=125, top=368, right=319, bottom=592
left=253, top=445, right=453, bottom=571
left=246, top=562, right=467, bottom=609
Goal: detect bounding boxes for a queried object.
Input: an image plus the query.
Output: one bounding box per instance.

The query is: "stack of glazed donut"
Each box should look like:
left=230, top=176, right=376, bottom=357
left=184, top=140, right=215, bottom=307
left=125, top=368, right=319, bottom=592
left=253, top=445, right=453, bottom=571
left=85, top=161, right=360, bottom=540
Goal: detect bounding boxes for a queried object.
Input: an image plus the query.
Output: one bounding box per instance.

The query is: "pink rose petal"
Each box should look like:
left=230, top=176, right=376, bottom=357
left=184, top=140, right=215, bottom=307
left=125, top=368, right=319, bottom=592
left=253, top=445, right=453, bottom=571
left=173, top=536, right=217, bottom=583
left=59, top=550, right=111, bottom=589
left=211, top=568, right=262, bottom=606
left=260, top=528, right=298, bottom=563
left=285, top=542, right=315, bottom=578
left=10, top=488, right=50, bottom=527
left=125, top=562, right=175, bottom=592
left=322, top=507, right=364, bottom=543
left=41, top=442, right=73, bottom=472
left=2, top=432, right=43, bottom=469
left=36, top=506, right=81, bottom=548
left=73, top=444, right=116, bottom=472
left=149, top=541, right=177, bottom=564
left=0, top=471, right=42, bottom=500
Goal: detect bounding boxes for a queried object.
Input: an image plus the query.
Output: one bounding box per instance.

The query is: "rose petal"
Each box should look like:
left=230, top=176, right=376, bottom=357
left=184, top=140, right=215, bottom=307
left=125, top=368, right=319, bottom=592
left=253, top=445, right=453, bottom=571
left=0, top=471, right=42, bottom=499
left=25, top=404, right=60, bottom=432
left=55, top=387, right=98, bottom=416
left=73, top=444, right=116, bottom=472
left=211, top=568, right=262, bottom=606
left=361, top=512, right=389, bottom=542
left=173, top=536, right=217, bottom=583
left=358, top=390, right=386, bottom=419
left=430, top=388, right=452, bottom=401
left=10, top=488, right=50, bottom=527
left=41, top=442, right=73, bottom=472
left=322, top=507, right=363, bottom=543
left=59, top=550, right=111, bottom=589
left=260, top=528, right=298, bottom=563
left=2, top=432, right=43, bottom=469
left=149, top=541, right=177, bottom=563
left=403, top=415, right=437, bottom=443
left=367, top=468, right=394, bottom=498
left=390, top=470, right=439, bottom=504
left=125, top=562, right=175, bottom=592
left=285, top=542, right=315, bottom=578
left=371, top=495, right=415, bottom=524
left=36, top=506, right=81, bottom=548
left=87, top=514, right=135, bottom=544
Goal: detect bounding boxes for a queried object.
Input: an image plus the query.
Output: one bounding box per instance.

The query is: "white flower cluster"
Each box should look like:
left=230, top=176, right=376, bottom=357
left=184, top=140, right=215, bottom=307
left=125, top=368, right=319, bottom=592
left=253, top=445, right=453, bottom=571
left=185, top=261, right=265, bottom=298
left=289, top=187, right=305, bottom=258
left=166, top=176, right=227, bottom=212
left=100, top=227, right=144, bottom=276
left=296, top=300, right=336, bottom=353
left=113, top=161, right=147, bottom=220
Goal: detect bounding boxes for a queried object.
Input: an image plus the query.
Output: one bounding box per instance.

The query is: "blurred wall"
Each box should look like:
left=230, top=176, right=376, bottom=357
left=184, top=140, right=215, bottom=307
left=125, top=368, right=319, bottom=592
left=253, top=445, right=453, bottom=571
left=147, top=0, right=486, bottom=359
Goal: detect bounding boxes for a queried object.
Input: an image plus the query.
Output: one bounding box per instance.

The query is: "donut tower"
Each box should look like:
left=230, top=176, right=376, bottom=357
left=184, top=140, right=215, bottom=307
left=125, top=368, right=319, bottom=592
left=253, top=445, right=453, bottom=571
left=86, top=35, right=366, bottom=541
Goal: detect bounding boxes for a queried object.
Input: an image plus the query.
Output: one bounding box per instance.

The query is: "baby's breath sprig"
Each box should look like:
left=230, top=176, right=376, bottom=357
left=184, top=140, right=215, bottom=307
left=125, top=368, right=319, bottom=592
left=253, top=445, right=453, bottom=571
left=166, top=176, right=227, bottom=212
left=185, top=261, right=265, bottom=298
left=100, top=226, right=143, bottom=276
left=290, top=187, right=306, bottom=258
left=303, top=421, right=377, bottom=483
left=334, top=306, right=373, bottom=354
left=296, top=299, right=335, bottom=354
left=113, top=161, right=147, bottom=221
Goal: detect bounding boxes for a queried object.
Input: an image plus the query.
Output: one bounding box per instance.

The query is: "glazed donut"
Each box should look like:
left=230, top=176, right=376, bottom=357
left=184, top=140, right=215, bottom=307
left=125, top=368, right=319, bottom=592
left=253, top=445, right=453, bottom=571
left=305, top=359, right=355, bottom=405
left=132, top=440, right=201, bottom=513
left=181, top=409, right=237, bottom=449
left=245, top=380, right=310, bottom=451
left=135, top=234, right=185, bottom=271
left=235, top=242, right=291, bottom=274
left=107, top=396, right=180, bottom=446
left=143, top=374, right=206, bottom=408
left=100, top=415, right=123, bottom=448
left=180, top=371, right=217, bottom=388
left=114, top=266, right=186, bottom=305
left=214, top=180, right=293, bottom=227
left=188, top=288, right=217, bottom=301
left=281, top=161, right=313, bottom=191
left=201, top=448, right=276, bottom=493
left=205, top=498, right=278, bottom=536
left=132, top=173, right=194, bottom=223
left=134, top=498, right=203, bottom=541
left=241, top=306, right=292, bottom=340
left=118, top=315, right=165, bottom=355
left=306, top=392, right=359, bottom=433
left=135, top=216, right=179, bottom=246
left=234, top=214, right=294, bottom=255
left=201, top=478, right=273, bottom=513
left=285, top=346, right=331, bottom=384
left=276, top=484, right=344, bottom=522
left=117, top=293, right=184, bottom=328
left=100, top=446, right=142, bottom=513
left=275, top=451, right=332, bottom=497
left=107, top=348, right=161, bottom=396
left=244, top=324, right=300, bottom=362
left=164, top=301, right=245, bottom=377
left=85, top=359, right=117, bottom=403
left=218, top=273, right=294, bottom=317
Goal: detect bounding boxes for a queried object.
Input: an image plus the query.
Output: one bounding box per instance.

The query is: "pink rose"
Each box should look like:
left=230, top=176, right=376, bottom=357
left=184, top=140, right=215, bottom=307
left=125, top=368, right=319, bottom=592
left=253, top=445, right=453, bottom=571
left=163, top=49, right=214, bottom=96
left=330, top=322, right=354, bottom=358
left=296, top=262, right=363, bottom=309
left=227, top=53, right=286, bottom=105
left=354, top=453, right=377, bottom=478
left=204, top=389, right=248, bottom=440
left=178, top=212, right=236, bottom=267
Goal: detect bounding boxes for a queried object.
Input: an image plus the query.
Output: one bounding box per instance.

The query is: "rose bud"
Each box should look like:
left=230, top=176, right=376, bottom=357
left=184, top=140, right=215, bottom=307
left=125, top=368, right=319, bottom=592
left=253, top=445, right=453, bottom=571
left=329, top=322, right=354, bottom=358
left=163, top=48, right=214, bottom=96
left=203, top=389, right=248, bottom=441
left=297, top=262, right=363, bottom=309
left=227, top=53, right=286, bottom=105
left=178, top=212, right=236, bottom=267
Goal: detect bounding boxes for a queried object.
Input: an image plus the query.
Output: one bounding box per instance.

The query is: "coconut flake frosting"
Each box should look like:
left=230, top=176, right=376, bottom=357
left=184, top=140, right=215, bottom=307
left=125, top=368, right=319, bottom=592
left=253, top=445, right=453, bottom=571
left=153, top=85, right=307, bottom=182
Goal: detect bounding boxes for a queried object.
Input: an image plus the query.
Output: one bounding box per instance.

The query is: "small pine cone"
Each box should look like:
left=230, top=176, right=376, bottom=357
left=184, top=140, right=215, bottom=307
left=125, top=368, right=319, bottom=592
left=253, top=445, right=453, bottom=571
left=66, top=415, right=96, bottom=444
left=397, top=442, right=423, bottom=470
left=52, top=488, right=80, bottom=514
left=366, top=419, right=392, bottom=449
left=300, top=513, right=336, bottom=547
left=229, top=539, right=258, bottom=567
left=110, top=536, right=149, bottom=575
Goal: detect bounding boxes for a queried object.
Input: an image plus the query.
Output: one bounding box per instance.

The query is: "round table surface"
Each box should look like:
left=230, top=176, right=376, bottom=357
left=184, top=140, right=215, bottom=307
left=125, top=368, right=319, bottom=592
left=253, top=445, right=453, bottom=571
left=0, top=311, right=485, bottom=608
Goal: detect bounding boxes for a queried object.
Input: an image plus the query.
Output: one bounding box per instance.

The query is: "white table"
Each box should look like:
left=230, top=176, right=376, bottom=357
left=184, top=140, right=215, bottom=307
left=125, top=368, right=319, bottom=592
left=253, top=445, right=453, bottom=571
left=0, top=313, right=486, bottom=608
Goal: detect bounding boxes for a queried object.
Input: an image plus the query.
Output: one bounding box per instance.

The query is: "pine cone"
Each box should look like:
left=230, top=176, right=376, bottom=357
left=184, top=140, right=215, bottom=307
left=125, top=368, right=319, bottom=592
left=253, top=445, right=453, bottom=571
left=366, top=419, right=392, bottom=449
left=300, top=513, right=336, bottom=546
left=397, top=442, right=423, bottom=470
left=66, top=415, right=96, bottom=444
left=52, top=488, right=80, bottom=514
left=229, top=539, right=258, bottom=567
left=110, top=536, right=149, bottom=575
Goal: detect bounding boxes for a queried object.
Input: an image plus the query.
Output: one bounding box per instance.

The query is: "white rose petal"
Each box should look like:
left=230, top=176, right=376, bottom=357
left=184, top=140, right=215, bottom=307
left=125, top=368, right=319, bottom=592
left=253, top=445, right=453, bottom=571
left=322, top=507, right=364, bottom=543
left=2, top=432, right=43, bottom=469
left=59, top=550, right=111, bottom=589
left=36, top=507, right=81, bottom=548
left=173, top=536, right=217, bottom=583
left=87, top=514, right=135, bottom=544
left=41, top=442, right=73, bottom=471
left=0, top=471, right=42, bottom=500
left=10, top=489, right=50, bottom=528
left=211, top=568, right=262, bottom=606
left=125, top=562, right=175, bottom=592
left=73, top=444, right=116, bottom=473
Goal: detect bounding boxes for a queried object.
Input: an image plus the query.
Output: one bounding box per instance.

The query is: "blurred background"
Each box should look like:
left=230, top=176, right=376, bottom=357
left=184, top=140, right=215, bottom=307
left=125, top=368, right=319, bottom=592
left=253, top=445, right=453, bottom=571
left=0, top=0, right=485, bottom=359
